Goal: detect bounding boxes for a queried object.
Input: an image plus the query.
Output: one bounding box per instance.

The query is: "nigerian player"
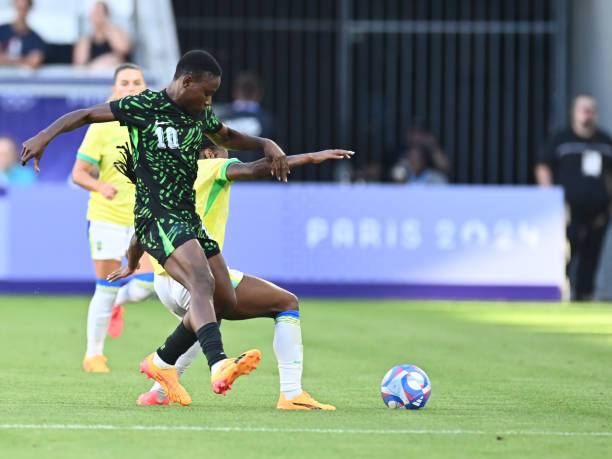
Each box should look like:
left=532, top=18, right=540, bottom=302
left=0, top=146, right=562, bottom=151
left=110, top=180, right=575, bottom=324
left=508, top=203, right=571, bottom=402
left=109, top=143, right=353, bottom=409
left=21, top=50, right=290, bottom=405
left=71, top=63, right=155, bottom=373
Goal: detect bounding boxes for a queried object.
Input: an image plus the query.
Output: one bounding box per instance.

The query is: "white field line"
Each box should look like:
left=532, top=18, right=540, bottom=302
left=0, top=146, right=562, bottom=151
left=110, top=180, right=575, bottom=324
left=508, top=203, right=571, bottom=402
left=0, top=424, right=611, bottom=437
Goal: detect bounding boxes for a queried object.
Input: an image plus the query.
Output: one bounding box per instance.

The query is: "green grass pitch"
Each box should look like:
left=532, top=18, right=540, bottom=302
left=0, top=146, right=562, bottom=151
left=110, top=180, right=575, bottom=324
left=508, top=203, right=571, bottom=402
left=1, top=295, right=611, bottom=458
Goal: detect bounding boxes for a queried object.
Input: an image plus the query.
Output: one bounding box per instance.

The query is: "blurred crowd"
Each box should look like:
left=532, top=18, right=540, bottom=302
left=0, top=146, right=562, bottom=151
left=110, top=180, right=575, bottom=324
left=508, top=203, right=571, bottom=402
left=0, top=0, right=131, bottom=69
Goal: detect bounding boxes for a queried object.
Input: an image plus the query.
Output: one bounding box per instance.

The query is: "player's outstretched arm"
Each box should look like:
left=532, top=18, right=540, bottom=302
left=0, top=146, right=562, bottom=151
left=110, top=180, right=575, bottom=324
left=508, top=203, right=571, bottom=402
left=226, top=149, right=354, bottom=181
left=207, top=125, right=290, bottom=182
left=107, top=234, right=144, bottom=282
left=21, top=103, right=116, bottom=172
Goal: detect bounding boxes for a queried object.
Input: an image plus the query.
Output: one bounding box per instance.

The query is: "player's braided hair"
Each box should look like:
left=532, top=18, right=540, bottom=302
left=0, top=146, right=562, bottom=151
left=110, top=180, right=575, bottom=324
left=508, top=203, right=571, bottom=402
left=113, top=142, right=137, bottom=184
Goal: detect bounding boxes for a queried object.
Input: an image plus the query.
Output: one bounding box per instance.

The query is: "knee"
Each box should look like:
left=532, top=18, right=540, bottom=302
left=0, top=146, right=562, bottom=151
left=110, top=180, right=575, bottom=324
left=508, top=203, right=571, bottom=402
left=186, top=266, right=215, bottom=295
left=277, top=291, right=299, bottom=313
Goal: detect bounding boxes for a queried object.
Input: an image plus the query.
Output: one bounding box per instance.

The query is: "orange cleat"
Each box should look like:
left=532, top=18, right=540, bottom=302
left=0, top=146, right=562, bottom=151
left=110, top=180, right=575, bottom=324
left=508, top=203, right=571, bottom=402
left=82, top=355, right=110, bottom=373
left=139, top=353, right=192, bottom=406
left=277, top=391, right=336, bottom=411
left=108, top=304, right=125, bottom=338
left=211, top=349, right=261, bottom=395
left=137, top=389, right=170, bottom=406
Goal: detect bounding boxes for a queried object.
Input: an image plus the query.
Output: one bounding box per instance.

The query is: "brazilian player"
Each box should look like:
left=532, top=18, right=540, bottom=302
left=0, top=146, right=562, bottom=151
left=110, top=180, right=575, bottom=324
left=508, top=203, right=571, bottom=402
left=71, top=63, right=155, bottom=373
left=110, top=143, right=353, bottom=409
left=21, top=50, right=291, bottom=405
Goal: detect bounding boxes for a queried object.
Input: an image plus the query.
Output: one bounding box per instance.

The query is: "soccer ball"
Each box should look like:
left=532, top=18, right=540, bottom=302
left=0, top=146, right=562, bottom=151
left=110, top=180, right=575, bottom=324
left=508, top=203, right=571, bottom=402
left=380, top=364, right=431, bottom=410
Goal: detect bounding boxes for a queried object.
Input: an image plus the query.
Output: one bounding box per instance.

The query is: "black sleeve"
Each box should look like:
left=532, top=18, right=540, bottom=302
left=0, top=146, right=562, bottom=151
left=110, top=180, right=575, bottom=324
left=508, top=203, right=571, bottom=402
left=538, top=132, right=560, bottom=169
left=28, top=31, right=47, bottom=54
left=202, top=106, right=223, bottom=134
left=109, top=91, right=153, bottom=128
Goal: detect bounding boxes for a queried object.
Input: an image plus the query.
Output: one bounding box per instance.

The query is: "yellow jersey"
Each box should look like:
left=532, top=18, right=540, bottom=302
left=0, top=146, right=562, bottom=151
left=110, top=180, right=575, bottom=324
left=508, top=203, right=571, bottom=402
left=77, top=121, right=136, bottom=227
left=152, top=157, right=241, bottom=275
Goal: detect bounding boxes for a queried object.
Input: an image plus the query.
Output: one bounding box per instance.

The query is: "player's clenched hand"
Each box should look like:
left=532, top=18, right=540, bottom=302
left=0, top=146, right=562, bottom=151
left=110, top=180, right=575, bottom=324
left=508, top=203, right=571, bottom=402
left=98, top=182, right=118, bottom=200
left=107, top=264, right=138, bottom=282
left=263, top=140, right=290, bottom=182
left=309, top=149, right=354, bottom=164
left=21, top=132, right=51, bottom=172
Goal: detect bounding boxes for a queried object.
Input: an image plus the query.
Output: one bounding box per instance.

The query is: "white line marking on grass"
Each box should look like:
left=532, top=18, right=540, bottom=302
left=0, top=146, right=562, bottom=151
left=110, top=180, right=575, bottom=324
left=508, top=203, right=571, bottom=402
left=0, top=424, right=611, bottom=437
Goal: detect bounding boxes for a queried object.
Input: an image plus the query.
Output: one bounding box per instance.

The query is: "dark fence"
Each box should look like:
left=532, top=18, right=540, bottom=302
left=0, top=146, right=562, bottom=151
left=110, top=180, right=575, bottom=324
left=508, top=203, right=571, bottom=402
left=172, top=0, right=568, bottom=183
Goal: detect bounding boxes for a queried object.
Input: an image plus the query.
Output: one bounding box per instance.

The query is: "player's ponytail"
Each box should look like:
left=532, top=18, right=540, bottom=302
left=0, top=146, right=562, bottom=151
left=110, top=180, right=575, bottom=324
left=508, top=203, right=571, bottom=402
left=113, top=143, right=137, bottom=184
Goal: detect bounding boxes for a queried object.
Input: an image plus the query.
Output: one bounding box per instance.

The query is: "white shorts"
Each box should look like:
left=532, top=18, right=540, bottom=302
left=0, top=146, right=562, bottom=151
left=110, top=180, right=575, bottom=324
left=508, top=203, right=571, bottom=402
left=154, top=269, right=245, bottom=318
left=88, top=220, right=134, bottom=261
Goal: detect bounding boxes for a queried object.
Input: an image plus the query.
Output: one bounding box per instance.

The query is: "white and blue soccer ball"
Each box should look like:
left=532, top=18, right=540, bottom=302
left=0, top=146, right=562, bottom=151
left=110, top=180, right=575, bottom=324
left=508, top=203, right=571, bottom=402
left=380, top=364, right=431, bottom=410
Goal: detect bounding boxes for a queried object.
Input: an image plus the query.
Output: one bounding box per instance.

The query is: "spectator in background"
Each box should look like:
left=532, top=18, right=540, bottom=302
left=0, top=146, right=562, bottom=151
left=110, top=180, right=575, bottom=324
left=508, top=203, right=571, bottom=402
left=0, top=136, right=36, bottom=186
left=391, top=143, right=448, bottom=185
left=390, top=126, right=449, bottom=184
left=222, top=72, right=276, bottom=162
left=535, top=95, right=612, bottom=301
left=0, top=0, right=46, bottom=69
left=73, top=1, right=131, bottom=69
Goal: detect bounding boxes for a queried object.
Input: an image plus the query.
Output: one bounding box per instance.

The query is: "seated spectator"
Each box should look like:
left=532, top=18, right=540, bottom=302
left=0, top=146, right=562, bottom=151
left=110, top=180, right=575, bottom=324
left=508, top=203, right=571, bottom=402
left=222, top=72, right=276, bottom=162
left=391, top=143, right=448, bottom=185
left=0, top=136, right=36, bottom=186
left=388, top=125, right=450, bottom=182
left=0, top=0, right=46, bottom=69
left=73, top=1, right=131, bottom=69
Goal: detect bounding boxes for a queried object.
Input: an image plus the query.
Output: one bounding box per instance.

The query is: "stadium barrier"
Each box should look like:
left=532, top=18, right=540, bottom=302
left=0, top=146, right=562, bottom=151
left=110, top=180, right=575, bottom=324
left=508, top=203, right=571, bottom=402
left=0, top=184, right=565, bottom=300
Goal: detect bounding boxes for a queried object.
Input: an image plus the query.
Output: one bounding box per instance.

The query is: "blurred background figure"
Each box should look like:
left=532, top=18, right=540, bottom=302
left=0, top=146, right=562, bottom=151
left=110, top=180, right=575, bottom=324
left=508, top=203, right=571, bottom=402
left=73, top=1, right=131, bottom=69
left=390, top=126, right=449, bottom=184
left=0, top=0, right=46, bottom=68
left=221, top=72, right=276, bottom=162
left=0, top=135, right=35, bottom=186
left=535, top=95, right=612, bottom=300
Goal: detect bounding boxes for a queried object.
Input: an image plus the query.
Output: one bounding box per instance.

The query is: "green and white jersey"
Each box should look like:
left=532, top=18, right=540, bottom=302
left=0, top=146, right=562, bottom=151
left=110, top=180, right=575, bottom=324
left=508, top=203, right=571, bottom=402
left=109, top=89, right=222, bottom=226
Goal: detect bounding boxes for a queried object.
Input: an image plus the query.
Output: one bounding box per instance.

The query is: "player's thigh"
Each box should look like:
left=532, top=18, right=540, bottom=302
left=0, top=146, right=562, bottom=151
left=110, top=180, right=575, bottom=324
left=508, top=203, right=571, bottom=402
left=154, top=274, right=190, bottom=319
left=163, top=238, right=214, bottom=292
left=228, top=275, right=299, bottom=321
left=93, top=259, right=122, bottom=279
left=208, top=254, right=237, bottom=317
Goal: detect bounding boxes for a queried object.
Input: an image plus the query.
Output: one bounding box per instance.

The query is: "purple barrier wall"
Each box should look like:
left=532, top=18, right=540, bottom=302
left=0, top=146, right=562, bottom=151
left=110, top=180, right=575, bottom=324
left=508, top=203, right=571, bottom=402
left=0, top=95, right=105, bottom=182
left=0, top=184, right=565, bottom=300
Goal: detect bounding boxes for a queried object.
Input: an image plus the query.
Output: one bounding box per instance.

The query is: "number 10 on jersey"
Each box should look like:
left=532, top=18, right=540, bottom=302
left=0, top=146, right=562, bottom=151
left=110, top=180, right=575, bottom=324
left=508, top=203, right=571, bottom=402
left=155, top=126, right=179, bottom=149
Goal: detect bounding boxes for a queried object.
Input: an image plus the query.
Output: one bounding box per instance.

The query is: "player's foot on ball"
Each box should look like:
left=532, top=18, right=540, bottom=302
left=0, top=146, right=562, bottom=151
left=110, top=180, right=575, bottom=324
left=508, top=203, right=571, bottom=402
left=277, top=391, right=336, bottom=411
left=211, top=349, right=261, bottom=395
left=137, top=389, right=170, bottom=406
left=82, top=355, right=110, bottom=373
left=107, top=304, right=124, bottom=338
left=139, top=353, right=192, bottom=406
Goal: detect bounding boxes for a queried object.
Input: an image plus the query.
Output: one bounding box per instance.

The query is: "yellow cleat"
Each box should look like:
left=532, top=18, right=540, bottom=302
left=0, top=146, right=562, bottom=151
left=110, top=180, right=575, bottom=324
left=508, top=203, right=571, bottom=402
left=211, top=349, right=261, bottom=395
left=82, top=355, right=110, bottom=373
left=277, top=391, right=336, bottom=411
left=139, top=353, right=192, bottom=406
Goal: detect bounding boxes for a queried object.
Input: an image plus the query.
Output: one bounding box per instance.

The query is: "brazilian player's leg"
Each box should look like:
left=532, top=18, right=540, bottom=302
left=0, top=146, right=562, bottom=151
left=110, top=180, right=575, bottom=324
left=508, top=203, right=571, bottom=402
left=84, top=220, right=136, bottom=372
left=114, top=254, right=155, bottom=306
left=110, top=254, right=155, bottom=338
left=232, top=276, right=334, bottom=410
left=84, top=259, right=122, bottom=372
